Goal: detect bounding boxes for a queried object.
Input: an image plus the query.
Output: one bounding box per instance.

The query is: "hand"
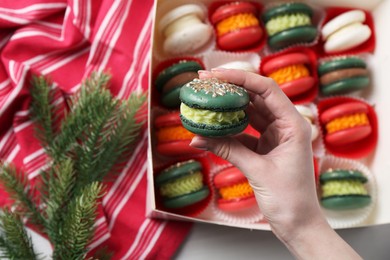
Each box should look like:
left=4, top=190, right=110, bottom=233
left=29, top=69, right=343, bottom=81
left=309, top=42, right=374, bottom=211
left=190, top=68, right=361, bottom=259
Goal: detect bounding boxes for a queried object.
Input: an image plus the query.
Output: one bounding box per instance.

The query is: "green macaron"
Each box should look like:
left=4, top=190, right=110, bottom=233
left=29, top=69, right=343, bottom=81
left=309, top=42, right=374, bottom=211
left=320, top=169, right=371, bottom=210
left=179, top=78, right=249, bottom=137
left=155, top=160, right=210, bottom=209
left=318, top=57, right=370, bottom=96
left=262, top=3, right=317, bottom=50
left=155, top=60, right=203, bottom=108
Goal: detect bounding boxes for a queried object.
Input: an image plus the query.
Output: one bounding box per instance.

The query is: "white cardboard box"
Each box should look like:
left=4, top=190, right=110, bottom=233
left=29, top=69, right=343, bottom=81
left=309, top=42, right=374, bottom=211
left=147, top=0, right=390, bottom=230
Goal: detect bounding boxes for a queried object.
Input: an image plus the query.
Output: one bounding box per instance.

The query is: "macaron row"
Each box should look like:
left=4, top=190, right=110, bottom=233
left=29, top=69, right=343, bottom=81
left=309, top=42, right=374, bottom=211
left=155, top=1, right=375, bottom=58
left=153, top=155, right=375, bottom=228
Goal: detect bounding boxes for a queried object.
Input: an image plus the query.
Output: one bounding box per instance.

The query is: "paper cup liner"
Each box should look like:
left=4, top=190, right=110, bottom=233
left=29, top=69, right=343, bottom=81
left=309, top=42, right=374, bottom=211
left=309, top=103, right=326, bottom=158
left=209, top=164, right=264, bottom=224
left=317, top=7, right=376, bottom=57
left=203, top=50, right=261, bottom=73
left=261, top=1, right=325, bottom=55
left=317, top=96, right=378, bottom=159
left=153, top=0, right=216, bottom=61
left=318, top=155, right=377, bottom=228
left=153, top=157, right=214, bottom=217
left=207, top=1, right=267, bottom=53
left=260, top=47, right=319, bottom=104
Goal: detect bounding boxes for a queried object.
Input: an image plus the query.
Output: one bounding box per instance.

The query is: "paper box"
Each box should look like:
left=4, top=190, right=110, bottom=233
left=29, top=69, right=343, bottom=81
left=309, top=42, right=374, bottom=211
left=147, top=0, right=390, bottom=230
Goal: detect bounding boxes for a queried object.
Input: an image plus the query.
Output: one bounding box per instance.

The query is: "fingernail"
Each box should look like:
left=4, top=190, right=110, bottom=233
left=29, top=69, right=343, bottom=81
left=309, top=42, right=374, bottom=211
left=198, top=70, right=211, bottom=77
left=190, top=136, right=209, bottom=150
left=211, top=67, right=228, bottom=72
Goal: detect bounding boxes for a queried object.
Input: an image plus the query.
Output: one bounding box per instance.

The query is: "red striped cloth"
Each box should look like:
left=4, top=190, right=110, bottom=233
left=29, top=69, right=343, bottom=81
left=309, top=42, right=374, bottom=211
left=0, top=1, right=192, bottom=259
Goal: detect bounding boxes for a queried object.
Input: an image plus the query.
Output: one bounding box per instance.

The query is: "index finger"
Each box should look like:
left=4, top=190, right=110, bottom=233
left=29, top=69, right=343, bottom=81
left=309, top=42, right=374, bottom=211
left=209, top=68, right=301, bottom=120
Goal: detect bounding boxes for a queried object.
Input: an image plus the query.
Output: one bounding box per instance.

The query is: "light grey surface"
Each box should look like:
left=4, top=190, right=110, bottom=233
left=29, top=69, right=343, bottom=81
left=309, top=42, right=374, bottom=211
left=175, top=222, right=390, bottom=260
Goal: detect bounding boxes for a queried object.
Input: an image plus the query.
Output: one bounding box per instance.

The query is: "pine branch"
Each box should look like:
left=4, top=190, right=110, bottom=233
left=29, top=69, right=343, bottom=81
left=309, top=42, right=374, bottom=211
left=0, top=164, right=45, bottom=227
left=49, top=73, right=112, bottom=162
left=44, top=159, right=76, bottom=245
left=29, top=76, right=60, bottom=156
left=53, top=182, right=104, bottom=260
left=0, top=210, right=37, bottom=260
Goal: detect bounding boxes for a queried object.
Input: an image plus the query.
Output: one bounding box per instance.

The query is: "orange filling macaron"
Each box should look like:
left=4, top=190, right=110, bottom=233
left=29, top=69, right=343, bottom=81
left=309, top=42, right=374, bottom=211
left=268, top=64, right=310, bottom=85
left=216, top=13, right=259, bottom=36
left=325, top=113, right=369, bottom=134
left=157, top=125, right=195, bottom=142
left=218, top=181, right=254, bottom=201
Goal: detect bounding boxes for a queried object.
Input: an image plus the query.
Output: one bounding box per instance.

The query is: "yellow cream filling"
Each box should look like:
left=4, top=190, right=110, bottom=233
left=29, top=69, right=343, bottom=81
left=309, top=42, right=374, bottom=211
left=157, top=125, right=194, bottom=142
left=180, top=103, right=245, bottom=125
left=266, top=13, right=311, bottom=36
left=268, top=64, right=309, bottom=85
left=326, top=113, right=369, bottom=134
left=160, top=171, right=203, bottom=198
left=219, top=181, right=253, bottom=200
left=216, top=13, right=259, bottom=36
left=322, top=180, right=368, bottom=198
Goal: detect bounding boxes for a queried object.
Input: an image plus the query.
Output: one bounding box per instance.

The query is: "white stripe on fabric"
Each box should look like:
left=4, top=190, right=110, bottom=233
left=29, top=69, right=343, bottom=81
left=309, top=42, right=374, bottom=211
left=118, top=9, right=152, bottom=99
left=120, top=219, right=152, bottom=260
left=0, top=79, right=11, bottom=90
left=108, top=162, right=147, bottom=231
left=28, top=164, right=50, bottom=180
left=127, top=220, right=162, bottom=259
left=0, top=129, right=13, bottom=151
left=15, top=110, right=29, bottom=117
left=102, top=132, right=147, bottom=205
left=0, top=13, right=30, bottom=24
left=138, top=221, right=167, bottom=259
left=97, top=0, right=132, bottom=73
left=13, top=120, right=33, bottom=132
left=84, top=0, right=91, bottom=39
left=136, top=51, right=150, bottom=93
left=87, top=233, right=110, bottom=251
left=0, top=3, right=67, bottom=15
left=9, top=60, right=17, bottom=83
left=11, top=31, right=62, bottom=41
left=5, top=144, right=20, bottom=163
left=24, top=148, right=45, bottom=164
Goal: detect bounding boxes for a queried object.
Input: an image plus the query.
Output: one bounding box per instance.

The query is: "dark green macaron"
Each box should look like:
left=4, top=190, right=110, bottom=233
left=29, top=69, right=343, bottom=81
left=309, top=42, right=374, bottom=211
left=179, top=78, right=249, bottom=137
left=155, top=60, right=203, bottom=108
left=262, top=3, right=317, bottom=50
left=318, top=57, right=370, bottom=96
left=155, top=160, right=210, bottom=209
left=320, top=169, right=371, bottom=210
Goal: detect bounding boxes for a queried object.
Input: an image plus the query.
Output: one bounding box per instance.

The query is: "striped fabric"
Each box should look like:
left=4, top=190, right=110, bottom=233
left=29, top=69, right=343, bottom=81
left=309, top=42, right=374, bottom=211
left=0, top=1, right=192, bottom=259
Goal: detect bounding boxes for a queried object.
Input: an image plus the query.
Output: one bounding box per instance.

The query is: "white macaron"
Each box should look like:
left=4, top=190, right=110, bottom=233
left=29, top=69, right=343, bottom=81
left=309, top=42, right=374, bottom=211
left=217, top=61, right=257, bottom=73
left=321, top=10, right=371, bottom=53
left=159, top=4, right=213, bottom=55
left=295, top=105, right=319, bottom=142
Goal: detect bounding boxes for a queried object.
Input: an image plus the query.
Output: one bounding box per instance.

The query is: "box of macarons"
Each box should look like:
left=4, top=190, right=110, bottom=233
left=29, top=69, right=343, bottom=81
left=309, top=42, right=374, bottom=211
left=146, top=0, right=390, bottom=230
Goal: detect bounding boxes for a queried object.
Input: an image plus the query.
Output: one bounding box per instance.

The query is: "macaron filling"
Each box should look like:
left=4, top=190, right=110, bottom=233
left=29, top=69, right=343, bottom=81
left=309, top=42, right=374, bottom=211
left=265, top=13, right=311, bottom=36
left=180, top=103, right=246, bottom=126
left=216, top=13, right=259, bottom=36
left=219, top=181, right=254, bottom=201
left=325, top=112, right=369, bottom=134
left=268, top=64, right=310, bottom=85
left=159, top=171, right=203, bottom=198
left=157, top=125, right=195, bottom=142
left=322, top=180, right=368, bottom=198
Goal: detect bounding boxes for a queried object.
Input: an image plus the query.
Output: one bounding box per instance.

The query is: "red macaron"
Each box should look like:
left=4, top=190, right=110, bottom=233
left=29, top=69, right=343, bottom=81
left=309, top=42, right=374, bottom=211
left=260, top=48, right=318, bottom=104
left=154, top=112, right=204, bottom=157
left=214, top=166, right=257, bottom=212
left=210, top=2, right=264, bottom=51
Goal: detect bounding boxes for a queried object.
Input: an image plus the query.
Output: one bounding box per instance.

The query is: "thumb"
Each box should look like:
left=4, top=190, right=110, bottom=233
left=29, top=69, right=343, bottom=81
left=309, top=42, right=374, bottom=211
left=190, top=135, right=259, bottom=171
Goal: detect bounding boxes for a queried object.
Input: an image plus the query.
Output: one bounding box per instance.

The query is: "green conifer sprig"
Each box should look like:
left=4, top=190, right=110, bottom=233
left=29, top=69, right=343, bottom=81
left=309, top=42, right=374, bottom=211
left=0, top=164, right=45, bottom=227
left=0, top=73, right=146, bottom=259
left=0, top=210, right=37, bottom=259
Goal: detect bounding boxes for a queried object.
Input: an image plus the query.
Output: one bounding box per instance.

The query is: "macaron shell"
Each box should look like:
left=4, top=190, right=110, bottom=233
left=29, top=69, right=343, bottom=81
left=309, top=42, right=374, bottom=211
left=279, top=76, right=315, bottom=97
left=217, top=26, right=263, bottom=51
left=321, top=10, right=366, bottom=40
left=211, top=2, right=258, bottom=24
left=159, top=4, right=206, bottom=32
left=157, top=140, right=204, bottom=156
left=214, top=167, right=248, bottom=188
left=320, top=102, right=368, bottom=124
left=325, top=125, right=372, bottom=146
left=321, top=195, right=371, bottom=210
left=320, top=169, right=368, bottom=183
left=321, top=76, right=370, bottom=96
left=155, top=160, right=202, bottom=185
left=262, top=52, right=311, bottom=75
left=268, top=26, right=318, bottom=50
left=164, top=23, right=213, bottom=55
left=163, top=186, right=210, bottom=209
left=217, top=196, right=257, bottom=212
left=318, top=57, right=366, bottom=76
left=324, top=23, right=371, bottom=54
left=154, top=111, right=182, bottom=128
left=262, top=2, right=313, bottom=23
